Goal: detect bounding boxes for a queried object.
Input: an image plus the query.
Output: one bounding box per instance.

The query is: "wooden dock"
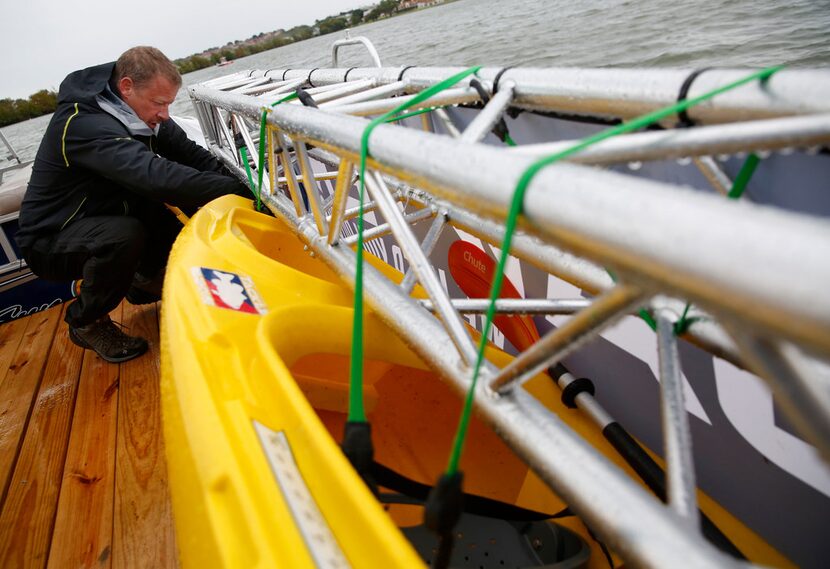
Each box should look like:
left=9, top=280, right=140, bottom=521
left=0, top=300, right=178, bottom=568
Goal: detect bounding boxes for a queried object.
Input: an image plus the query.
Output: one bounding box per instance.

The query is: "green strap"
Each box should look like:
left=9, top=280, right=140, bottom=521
left=348, top=66, right=482, bottom=423
left=444, top=66, right=782, bottom=475
left=244, top=92, right=302, bottom=211
left=728, top=152, right=760, bottom=199
left=240, top=149, right=256, bottom=197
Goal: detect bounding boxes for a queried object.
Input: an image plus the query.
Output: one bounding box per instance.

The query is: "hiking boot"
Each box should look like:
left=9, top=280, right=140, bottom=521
left=126, top=271, right=163, bottom=305
left=68, top=316, right=148, bottom=363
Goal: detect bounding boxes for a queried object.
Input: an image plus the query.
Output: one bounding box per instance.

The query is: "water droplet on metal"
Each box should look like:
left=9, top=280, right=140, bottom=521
left=627, top=161, right=642, bottom=171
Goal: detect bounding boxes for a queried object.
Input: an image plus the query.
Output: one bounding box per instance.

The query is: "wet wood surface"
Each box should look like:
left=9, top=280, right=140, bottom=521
left=0, top=301, right=178, bottom=568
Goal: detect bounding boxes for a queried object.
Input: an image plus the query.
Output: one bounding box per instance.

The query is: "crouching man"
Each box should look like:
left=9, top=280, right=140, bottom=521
left=16, top=46, right=249, bottom=363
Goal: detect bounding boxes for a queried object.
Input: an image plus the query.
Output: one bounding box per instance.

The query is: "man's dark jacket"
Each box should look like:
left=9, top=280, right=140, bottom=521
left=16, top=62, right=246, bottom=249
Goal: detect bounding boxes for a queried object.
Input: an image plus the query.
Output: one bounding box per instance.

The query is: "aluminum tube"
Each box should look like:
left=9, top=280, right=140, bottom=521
left=279, top=171, right=339, bottom=183
left=295, top=141, right=329, bottom=235
left=331, top=87, right=480, bottom=117
left=201, top=71, right=251, bottom=89
left=234, top=77, right=272, bottom=94
left=275, top=131, right=305, bottom=216
left=323, top=81, right=407, bottom=109
left=256, top=190, right=740, bottom=567
left=331, top=36, right=382, bottom=68
left=693, top=157, right=732, bottom=196
left=233, top=115, right=270, bottom=194
left=730, top=333, right=830, bottom=461
left=304, top=81, right=366, bottom=96
left=337, top=200, right=381, bottom=222
left=249, top=66, right=830, bottom=124
left=340, top=207, right=435, bottom=245
left=490, top=286, right=647, bottom=393
left=212, top=107, right=237, bottom=160
left=309, top=80, right=377, bottom=105
left=656, top=310, right=701, bottom=527
left=257, top=79, right=307, bottom=103
left=419, top=298, right=591, bottom=315
left=434, top=108, right=462, bottom=138
left=326, top=160, right=354, bottom=246
left=365, top=172, right=478, bottom=365
left=401, top=212, right=447, bottom=293
left=507, top=114, right=830, bottom=164
left=459, top=81, right=516, bottom=143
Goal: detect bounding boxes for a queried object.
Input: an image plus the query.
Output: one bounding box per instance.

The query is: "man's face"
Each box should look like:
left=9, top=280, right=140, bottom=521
left=119, top=74, right=179, bottom=130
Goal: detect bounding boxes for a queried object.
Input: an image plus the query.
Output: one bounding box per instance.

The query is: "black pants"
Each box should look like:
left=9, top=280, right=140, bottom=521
left=23, top=201, right=180, bottom=327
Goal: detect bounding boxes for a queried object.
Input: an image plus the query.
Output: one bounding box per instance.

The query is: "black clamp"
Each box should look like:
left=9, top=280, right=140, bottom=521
left=397, top=65, right=416, bottom=83
left=342, top=421, right=377, bottom=494
left=676, top=68, right=712, bottom=127
left=306, top=67, right=320, bottom=88
left=296, top=88, right=319, bottom=108
left=343, top=67, right=358, bottom=82
left=281, top=68, right=292, bottom=81
left=561, top=377, right=595, bottom=409
left=492, top=66, right=514, bottom=95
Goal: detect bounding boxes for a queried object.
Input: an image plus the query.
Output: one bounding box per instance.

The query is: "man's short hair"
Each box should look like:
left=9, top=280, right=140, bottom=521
left=114, top=46, right=182, bottom=88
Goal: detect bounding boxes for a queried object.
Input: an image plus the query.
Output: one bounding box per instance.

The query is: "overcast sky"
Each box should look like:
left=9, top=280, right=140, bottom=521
left=0, top=0, right=369, bottom=99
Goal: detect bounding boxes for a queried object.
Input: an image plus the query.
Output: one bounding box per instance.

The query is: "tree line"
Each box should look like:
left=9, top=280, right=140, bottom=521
left=0, top=90, right=58, bottom=128
left=175, top=0, right=403, bottom=74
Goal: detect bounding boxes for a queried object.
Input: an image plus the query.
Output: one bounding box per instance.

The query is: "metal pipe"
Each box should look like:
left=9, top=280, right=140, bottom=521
left=507, top=114, right=830, bottom=164
left=294, top=140, right=329, bottom=235
left=322, top=81, right=407, bottom=109
left=332, top=87, right=480, bottom=117
left=326, top=160, right=354, bottom=246
left=419, top=298, right=591, bottom=315
left=365, top=172, right=478, bottom=366
left=490, top=286, right=647, bottom=393
left=729, top=333, right=830, bottom=462
left=459, top=81, right=516, bottom=143
left=433, top=107, right=462, bottom=138
left=400, top=212, right=447, bottom=294
left=274, top=131, right=306, bottom=216
left=331, top=35, right=382, bottom=68
left=308, top=79, right=377, bottom=105
left=655, top=310, right=701, bottom=526
left=340, top=206, right=434, bottom=245
left=694, top=157, right=732, bottom=196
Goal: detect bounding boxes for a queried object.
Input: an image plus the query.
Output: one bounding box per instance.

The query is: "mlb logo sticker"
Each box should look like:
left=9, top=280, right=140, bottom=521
left=192, top=267, right=267, bottom=315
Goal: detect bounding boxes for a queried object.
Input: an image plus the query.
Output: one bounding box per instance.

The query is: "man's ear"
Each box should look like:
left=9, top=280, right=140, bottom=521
left=118, top=76, right=135, bottom=98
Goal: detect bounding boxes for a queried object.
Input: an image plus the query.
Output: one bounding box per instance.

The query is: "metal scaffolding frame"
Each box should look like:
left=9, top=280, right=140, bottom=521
left=188, top=57, right=830, bottom=568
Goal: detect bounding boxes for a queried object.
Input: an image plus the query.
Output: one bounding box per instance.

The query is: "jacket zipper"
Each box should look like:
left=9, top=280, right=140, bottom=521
left=60, top=196, right=87, bottom=230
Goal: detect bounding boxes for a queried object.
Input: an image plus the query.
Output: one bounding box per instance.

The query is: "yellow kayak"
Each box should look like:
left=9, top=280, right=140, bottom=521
left=160, top=195, right=792, bottom=568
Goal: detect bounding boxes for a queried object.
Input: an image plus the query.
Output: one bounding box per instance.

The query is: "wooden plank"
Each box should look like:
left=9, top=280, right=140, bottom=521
left=0, top=307, right=63, bottom=508
left=113, top=302, right=178, bottom=568
left=47, top=305, right=122, bottom=569
left=0, top=304, right=84, bottom=568
left=0, top=316, right=30, bottom=379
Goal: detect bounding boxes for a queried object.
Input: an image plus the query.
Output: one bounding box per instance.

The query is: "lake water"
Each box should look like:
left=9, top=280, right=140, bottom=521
left=3, top=0, right=829, bottom=164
